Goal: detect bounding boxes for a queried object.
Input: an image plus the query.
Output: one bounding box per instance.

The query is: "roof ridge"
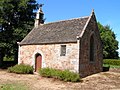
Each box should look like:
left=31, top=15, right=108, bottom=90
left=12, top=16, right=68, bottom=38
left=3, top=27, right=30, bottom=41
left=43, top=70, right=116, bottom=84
left=39, top=16, right=89, bottom=26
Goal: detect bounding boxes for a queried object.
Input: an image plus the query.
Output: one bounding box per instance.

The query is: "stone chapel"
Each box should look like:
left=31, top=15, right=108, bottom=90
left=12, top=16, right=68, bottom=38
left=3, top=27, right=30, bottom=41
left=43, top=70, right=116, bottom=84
left=18, top=6, right=103, bottom=77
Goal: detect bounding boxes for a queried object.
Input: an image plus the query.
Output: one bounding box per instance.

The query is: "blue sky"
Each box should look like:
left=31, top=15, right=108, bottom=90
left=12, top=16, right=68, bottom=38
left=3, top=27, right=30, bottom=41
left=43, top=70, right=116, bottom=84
left=37, top=0, right=120, bottom=56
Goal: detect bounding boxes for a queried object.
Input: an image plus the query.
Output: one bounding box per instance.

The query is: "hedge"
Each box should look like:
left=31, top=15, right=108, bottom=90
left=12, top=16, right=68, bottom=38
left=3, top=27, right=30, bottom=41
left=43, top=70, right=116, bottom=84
left=39, top=68, right=80, bottom=82
left=103, top=59, right=120, bottom=66
left=8, top=64, right=34, bottom=74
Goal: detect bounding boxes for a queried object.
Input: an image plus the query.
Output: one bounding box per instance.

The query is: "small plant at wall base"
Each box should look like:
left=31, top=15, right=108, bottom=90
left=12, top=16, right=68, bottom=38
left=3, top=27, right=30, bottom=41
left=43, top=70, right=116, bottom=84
left=8, top=64, right=34, bottom=74
left=39, top=68, right=80, bottom=82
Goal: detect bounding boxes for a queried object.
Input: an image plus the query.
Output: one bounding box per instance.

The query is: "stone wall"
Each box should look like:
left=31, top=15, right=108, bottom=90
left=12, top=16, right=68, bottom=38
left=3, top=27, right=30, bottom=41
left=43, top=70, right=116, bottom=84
left=18, top=12, right=103, bottom=77
left=18, top=43, right=79, bottom=73
left=79, top=13, right=103, bottom=77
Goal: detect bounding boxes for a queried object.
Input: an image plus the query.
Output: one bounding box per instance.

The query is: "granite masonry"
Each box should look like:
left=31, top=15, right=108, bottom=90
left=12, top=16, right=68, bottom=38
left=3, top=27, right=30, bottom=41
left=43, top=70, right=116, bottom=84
left=18, top=7, right=103, bottom=77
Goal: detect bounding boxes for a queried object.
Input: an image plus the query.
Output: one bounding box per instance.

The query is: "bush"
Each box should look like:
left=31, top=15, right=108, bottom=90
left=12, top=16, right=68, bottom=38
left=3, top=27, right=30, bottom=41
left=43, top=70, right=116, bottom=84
left=39, top=68, right=80, bottom=82
left=8, top=64, right=34, bottom=74
left=39, top=68, right=53, bottom=77
left=3, top=55, right=14, bottom=61
left=103, top=59, right=120, bottom=66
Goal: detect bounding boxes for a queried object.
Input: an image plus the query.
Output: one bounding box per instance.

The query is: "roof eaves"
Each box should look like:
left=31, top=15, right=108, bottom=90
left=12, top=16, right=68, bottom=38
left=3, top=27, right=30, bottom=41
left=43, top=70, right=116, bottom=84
left=19, top=41, right=77, bottom=46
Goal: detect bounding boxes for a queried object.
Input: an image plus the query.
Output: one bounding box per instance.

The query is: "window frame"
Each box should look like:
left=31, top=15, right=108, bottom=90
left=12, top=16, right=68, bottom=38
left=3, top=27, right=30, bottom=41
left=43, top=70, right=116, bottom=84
left=60, top=45, right=66, bottom=56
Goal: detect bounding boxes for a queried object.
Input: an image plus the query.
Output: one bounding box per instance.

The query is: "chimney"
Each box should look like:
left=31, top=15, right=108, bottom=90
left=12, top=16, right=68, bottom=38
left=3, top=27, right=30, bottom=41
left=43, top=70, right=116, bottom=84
left=34, top=4, right=44, bottom=27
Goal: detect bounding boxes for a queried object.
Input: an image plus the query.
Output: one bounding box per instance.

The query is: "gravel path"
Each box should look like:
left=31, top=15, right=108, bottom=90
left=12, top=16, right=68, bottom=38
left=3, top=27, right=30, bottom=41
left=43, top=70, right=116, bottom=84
left=0, top=69, right=120, bottom=90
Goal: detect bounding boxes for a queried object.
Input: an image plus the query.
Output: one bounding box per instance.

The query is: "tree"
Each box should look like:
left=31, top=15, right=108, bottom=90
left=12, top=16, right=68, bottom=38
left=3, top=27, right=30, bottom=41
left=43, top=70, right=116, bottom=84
left=0, top=0, right=38, bottom=62
left=98, top=22, right=119, bottom=59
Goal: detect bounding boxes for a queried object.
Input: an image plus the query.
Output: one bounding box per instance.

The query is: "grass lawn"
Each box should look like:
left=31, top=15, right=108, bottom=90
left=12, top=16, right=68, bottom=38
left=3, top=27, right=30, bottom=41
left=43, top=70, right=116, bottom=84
left=103, top=64, right=120, bottom=68
left=0, top=83, right=28, bottom=90
left=110, top=65, right=120, bottom=68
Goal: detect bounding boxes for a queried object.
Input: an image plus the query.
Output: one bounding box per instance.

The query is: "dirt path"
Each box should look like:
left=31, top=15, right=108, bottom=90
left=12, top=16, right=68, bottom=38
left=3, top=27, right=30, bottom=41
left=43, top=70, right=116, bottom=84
left=0, top=69, right=120, bottom=90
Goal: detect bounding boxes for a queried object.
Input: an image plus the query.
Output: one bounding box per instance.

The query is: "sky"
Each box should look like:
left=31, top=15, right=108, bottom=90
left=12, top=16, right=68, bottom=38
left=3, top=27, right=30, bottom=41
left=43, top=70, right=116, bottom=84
left=37, top=0, right=120, bottom=56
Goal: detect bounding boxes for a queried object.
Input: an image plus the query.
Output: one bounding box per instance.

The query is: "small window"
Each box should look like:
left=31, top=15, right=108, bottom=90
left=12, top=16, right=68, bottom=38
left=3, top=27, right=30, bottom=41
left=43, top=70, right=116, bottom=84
left=60, top=45, right=66, bottom=56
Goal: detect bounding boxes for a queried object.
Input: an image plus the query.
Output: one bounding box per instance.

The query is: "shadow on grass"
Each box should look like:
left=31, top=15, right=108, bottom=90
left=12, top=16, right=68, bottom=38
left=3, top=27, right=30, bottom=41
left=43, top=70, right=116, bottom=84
left=102, top=66, right=110, bottom=72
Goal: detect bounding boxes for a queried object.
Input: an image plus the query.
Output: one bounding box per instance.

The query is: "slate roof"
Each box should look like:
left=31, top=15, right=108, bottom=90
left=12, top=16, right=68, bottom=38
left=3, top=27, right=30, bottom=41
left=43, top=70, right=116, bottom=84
left=20, top=16, right=89, bottom=45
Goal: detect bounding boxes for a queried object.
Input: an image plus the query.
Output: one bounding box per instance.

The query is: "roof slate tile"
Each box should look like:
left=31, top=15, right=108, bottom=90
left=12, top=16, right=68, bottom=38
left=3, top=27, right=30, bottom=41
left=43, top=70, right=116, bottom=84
left=20, top=17, right=89, bottom=45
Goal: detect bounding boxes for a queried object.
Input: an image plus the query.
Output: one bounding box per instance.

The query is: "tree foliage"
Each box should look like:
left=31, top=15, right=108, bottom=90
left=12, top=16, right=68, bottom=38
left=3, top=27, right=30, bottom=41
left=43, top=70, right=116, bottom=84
left=0, top=0, right=38, bottom=61
left=98, top=22, right=119, bottom=59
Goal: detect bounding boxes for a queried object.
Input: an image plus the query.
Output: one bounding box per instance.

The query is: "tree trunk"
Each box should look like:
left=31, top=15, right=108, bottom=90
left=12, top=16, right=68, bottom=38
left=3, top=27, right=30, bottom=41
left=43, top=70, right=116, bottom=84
left=0, top=48, right=3, bottom=67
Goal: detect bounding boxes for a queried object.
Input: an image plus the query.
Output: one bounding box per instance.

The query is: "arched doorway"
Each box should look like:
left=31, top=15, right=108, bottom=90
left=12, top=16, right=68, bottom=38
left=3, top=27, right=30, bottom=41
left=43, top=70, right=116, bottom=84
left=35, top=53, right=42, bottom=72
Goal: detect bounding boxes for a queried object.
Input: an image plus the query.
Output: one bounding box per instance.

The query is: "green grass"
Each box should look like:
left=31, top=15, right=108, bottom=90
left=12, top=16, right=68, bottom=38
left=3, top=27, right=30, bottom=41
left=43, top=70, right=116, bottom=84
left=110, top=65, right=120, bottom=68
left=0, top=83, right=28, bottom=90
left=3, top=55, right=14, bottom=61
left=103, top=64, right=120, bottom=68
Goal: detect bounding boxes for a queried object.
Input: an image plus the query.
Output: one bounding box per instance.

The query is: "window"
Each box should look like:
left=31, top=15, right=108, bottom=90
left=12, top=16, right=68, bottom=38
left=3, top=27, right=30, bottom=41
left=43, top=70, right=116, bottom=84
left=60, top=45, right=66, bottom=56
left=90, top=35, right=94, bottom=62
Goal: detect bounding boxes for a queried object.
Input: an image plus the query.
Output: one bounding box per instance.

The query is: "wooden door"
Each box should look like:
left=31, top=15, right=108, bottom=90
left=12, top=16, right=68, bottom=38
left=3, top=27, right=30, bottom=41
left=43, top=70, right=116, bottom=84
left=35, top=55, right=42, bottom=72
